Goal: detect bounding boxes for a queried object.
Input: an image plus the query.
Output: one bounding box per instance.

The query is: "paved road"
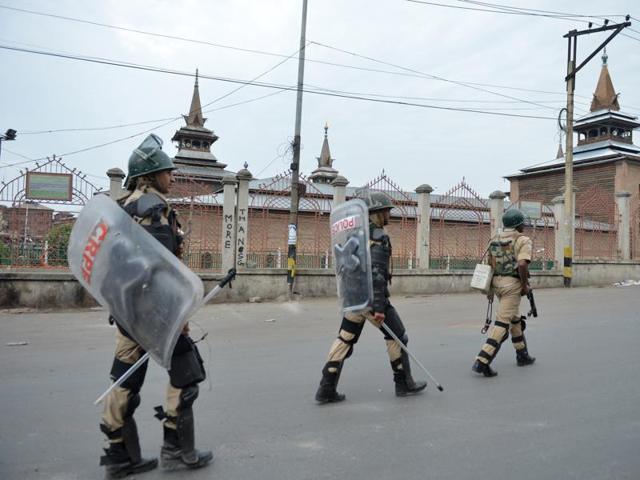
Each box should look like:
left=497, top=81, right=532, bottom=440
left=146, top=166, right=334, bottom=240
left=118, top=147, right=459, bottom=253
left=1, top=285, right=639, bottom=480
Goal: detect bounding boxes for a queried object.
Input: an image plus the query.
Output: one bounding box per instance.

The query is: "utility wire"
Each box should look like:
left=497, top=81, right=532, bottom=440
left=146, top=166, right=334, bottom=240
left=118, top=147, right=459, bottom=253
left=457, top=0, right=626, bottom=19
left=0, top=43, right=558, bottom=120
left=406, top=1, right=640, bottom=42
left=309, top=40, right=567, bottom=112
left=1, top=45, right=302, bottom=171
left=1, top=3, right=611, bottom=97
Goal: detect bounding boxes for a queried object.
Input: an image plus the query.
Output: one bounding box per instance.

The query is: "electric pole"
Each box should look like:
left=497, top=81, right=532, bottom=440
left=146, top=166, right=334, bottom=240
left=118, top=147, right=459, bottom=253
left=562, top=18, right=630, bottom=287
left=287, top=0, right=309, bottom=294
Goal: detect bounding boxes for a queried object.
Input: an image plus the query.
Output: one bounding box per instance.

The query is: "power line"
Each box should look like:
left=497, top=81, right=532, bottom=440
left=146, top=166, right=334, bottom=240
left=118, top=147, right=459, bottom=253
left=0, top=4, right=292, bottom=60
left=0, top=43, right=560, bottom=120
left=406, top=1, right=640, bottom=43
left=1, top=44, right=302, bottom=170
left=309, top=40, right=565, bottom=112
left=2, top=2, right=617, bottom=97
left=457, top=0, right=626, bottom=20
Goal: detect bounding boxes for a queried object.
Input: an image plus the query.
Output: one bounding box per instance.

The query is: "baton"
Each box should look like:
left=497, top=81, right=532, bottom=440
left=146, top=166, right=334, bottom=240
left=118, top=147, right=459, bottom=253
left=379, top=322, right=444, bottom=392
left=94, top=268, right=237, bottom=405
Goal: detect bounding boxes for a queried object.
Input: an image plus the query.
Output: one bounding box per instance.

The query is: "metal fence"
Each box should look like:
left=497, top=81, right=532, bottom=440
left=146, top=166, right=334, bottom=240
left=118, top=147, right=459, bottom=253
left=574, top=185, right=618, bottom=260
left=1, top=173, right=636, bottom=272
left=430, top=180, right=490, bottom=270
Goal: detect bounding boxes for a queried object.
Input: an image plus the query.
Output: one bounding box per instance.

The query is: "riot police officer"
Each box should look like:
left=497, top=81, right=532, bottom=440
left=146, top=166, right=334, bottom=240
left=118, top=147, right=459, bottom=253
left=99, top=134, right=212, bottom=478
left=472, top=208, right=536, bottom=377
left=315, top=192, right=427, bottom=403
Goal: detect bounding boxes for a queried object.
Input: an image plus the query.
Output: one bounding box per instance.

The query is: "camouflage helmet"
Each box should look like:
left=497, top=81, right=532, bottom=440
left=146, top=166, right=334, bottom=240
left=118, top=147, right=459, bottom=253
left=503, top=208, right=525, bottom=228
left=127, top=134, right=176, bottom=181
left=364, top=192, right=394, bottom=213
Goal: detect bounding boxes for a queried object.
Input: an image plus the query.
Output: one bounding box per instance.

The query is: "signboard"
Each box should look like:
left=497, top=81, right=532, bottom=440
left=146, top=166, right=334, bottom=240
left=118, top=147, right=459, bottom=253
left=518, top=200, right=542, bottom=220
left=26, top=172, right=73, bottom=201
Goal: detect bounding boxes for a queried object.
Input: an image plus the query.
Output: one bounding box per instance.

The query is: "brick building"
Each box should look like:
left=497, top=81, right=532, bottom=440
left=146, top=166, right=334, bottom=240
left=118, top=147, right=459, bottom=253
left=506, top=52, right=640, bottom=208
left=0, top=202, right=53, bottom=242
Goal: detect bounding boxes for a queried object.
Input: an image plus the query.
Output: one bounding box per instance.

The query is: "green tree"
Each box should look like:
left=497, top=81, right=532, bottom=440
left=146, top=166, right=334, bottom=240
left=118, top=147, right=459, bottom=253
left=45, top=224, right=73, bottom=266
left=0, top=241, right=10, bottom=265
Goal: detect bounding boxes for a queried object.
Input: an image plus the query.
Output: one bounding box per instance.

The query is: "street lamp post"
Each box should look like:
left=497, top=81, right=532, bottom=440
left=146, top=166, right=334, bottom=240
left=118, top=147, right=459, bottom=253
left=0, top=128, right=17, bottom=160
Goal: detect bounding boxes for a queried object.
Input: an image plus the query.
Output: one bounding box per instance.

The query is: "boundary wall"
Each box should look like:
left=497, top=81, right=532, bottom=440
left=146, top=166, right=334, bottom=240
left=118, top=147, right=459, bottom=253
left=2, top=261, right=639, bottom=309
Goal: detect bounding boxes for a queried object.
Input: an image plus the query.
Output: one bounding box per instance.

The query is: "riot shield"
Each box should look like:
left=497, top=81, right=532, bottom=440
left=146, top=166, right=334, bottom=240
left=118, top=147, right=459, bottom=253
left=68, top=195, right=203, bottom=368
left=330, top=199, right=373, bottom=312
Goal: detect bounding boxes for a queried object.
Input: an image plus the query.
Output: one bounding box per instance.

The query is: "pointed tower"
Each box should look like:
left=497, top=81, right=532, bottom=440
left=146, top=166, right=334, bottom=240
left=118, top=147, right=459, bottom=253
left=309, top=123, right=339, bottom=184
left=590, top=51, right=620, bottom=112
left=505, top=52, right=640, bottom=205
left=573, top=52, right=639, bottom=148
left=172, top=70, right=229, bottom=184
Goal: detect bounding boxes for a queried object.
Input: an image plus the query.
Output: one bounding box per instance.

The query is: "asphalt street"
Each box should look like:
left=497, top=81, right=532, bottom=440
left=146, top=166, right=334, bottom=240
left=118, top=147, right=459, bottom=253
left=1, top=285, right=639, bottom=480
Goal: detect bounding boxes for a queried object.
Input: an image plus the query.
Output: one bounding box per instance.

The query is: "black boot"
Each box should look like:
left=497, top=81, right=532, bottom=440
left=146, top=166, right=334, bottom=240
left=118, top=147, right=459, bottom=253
left=100, top=420, right=158, bottom=479
left=160, top=411, right=213, bottom=470
left=315, top=361, right=346, bottom=404
left=391, top=351, right=427, bottom=397
left=472, top=359, right=498, bottom=377
left=516, top=347, right=536, bottom=366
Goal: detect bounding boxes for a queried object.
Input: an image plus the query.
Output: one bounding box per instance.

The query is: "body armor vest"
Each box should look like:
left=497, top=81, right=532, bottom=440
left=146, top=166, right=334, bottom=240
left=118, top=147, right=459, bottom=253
left=119, top=191, right=182, bottom=256
left=370, top=224, right=392, bottom=311
left=489, top=237, right=520, bottom=277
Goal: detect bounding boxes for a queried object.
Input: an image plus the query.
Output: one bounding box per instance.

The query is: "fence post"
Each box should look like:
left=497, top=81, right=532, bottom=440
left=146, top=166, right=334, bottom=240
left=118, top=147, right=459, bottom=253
left=560, top=186, right=576, bottom=262
left=106, top=167, right=126, bottom=200
left=332, top=175, right=349, bottom=207
left=615, top=191, right=631, bottom=260
left=235, top=164, right=252, bottom=269
left=221, top=175, right=238, bottom=272
left=489, top=190, right=506, bottom=237
left=552, top=195, right=565, bottom=269
left=415, top=184, right=433, bottom=270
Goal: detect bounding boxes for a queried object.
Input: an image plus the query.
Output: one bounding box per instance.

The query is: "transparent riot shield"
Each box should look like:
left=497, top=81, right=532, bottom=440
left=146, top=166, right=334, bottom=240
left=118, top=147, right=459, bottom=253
left=330, top=199, right=373, bottom=312
left=68, top=195, right=204, bottom=368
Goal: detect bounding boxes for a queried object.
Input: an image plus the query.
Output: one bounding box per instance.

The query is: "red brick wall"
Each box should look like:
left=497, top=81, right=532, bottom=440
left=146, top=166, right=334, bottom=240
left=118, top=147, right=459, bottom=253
left=512, top=163, right=616, bottom=204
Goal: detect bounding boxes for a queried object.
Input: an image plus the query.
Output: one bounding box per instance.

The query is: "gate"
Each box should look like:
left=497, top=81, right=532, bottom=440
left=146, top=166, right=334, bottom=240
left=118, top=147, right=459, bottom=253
left=247, top=171, right=332, bottom=269
left=362, top=171, right=417, bottom=268
left=575, top=185, right=617, bottom=260
left=168, top=176, right=223, bottom=271
left=430, top=180, right=490, bottom=270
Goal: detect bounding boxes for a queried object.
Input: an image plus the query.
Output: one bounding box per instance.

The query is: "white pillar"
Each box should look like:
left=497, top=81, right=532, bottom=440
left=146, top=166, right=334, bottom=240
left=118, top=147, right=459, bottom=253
left=221, top=175, right=237, bottom=272
left=235, top=165, right=252, bottom=269
left=489, top=190, right=506, bottom=237
left=106, top=167, right=126, bottom=200
left=560, top=186, right=576, bottom=261
left=616, top=191, right=631, bottom=260
left=331, top=175, right=349, bottom=207
left=415, top=184, right=433, bottom=270
left=552, top=195, right=564, bottom=269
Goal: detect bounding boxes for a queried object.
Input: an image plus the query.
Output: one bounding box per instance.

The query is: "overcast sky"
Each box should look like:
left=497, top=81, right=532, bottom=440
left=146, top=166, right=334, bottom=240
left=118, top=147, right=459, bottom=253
left=1, top=0, right=639, bottom=202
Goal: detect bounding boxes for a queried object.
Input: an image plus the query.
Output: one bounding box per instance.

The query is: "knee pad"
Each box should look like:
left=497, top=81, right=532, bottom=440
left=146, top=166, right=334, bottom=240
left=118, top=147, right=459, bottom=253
left=338, top=317, right=364, bottom=345
left=381, top=307, right=406, bottom=341
left=110, top=357, right=148, bottom=393
left=125, top=393, right=141, bottom=418
left=178, top=385, right=199, bottom=411
left=169, top=335, right=206, bottom=388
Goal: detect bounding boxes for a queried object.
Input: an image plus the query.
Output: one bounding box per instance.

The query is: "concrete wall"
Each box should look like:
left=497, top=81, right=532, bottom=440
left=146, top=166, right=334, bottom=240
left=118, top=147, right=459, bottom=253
left=3, top=261, right=639, bottom=309
left=1, top=265, right=614, bottom=309
left=571, top=260, right=640, bottom=286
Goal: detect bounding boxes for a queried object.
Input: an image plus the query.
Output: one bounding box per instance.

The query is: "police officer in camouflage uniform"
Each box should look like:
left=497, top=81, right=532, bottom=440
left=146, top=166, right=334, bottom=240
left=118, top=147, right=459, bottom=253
left=472, top=208, right=536, bottom=377
left=100, top=134, right=213, bottom=478
left=315, top=192, right=427, bottom=403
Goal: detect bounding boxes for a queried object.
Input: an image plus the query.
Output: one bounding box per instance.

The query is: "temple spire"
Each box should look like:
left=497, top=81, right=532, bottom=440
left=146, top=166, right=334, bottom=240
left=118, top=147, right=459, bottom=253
left=318, top=122, right=332, bottom=167
left=309, top=123, right=338, bottom=184
left=590, top=50, right=620, bottom=112
left=184, top=69, right=207, bottom=127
